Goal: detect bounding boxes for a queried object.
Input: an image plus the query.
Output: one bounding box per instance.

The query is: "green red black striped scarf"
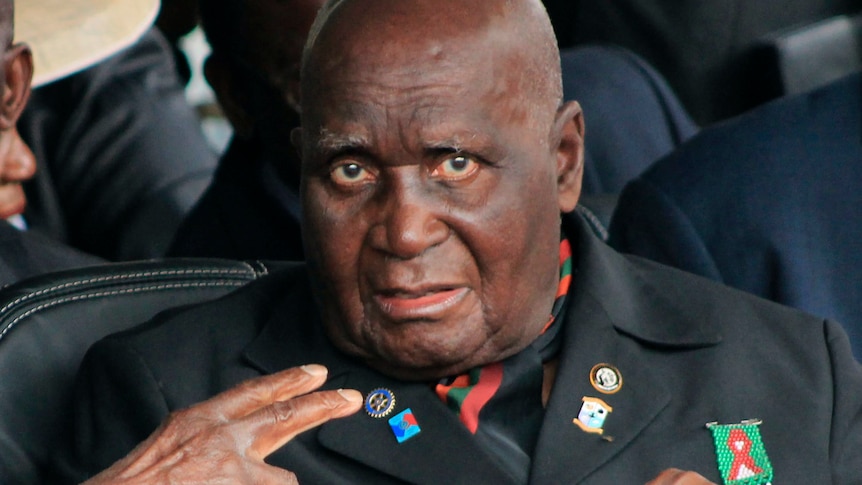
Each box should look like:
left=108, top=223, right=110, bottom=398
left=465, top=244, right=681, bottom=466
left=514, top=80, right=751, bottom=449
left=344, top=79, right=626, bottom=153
left=435, top=238, right=573, bottom=433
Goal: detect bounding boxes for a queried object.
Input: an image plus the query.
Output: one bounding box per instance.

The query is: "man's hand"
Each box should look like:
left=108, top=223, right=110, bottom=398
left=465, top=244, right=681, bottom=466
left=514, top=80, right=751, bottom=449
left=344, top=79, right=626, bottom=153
left=646, top=469, right=716, bottom=485
left=82, top=364, right=362, bottom=484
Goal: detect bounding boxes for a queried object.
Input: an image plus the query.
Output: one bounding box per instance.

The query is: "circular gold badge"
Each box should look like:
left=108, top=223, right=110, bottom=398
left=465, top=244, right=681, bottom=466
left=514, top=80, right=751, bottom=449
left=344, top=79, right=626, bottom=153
left=590, top=363, right=622, bottom=394
left=364, top=388, right=396, bottom=418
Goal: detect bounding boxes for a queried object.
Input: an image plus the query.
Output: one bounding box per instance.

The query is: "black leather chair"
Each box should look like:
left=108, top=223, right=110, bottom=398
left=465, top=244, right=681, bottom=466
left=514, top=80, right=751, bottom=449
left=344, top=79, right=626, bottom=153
left=0, top=258, right=274, bottom=484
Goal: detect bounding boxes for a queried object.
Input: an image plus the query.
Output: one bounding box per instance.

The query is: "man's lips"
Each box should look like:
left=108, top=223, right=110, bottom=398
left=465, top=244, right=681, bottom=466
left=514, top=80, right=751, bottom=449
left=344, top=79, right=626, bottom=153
left=372, top=286, right=470, bottom=320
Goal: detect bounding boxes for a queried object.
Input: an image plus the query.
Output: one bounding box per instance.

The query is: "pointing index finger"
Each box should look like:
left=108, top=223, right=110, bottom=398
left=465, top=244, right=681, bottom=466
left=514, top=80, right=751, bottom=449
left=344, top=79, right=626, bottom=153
left=245, top=388, right=364, bottom=459
left=191, top=364, right=331, bottom=421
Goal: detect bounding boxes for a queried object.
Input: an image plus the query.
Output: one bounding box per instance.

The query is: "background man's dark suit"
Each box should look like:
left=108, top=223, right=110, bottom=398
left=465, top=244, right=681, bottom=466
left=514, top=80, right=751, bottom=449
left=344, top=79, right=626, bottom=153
left=67, top=216, right=862, bottom=483
left=20, top=28, right=217, bottom=261
left=167, top=138, right=305, bottom=261
left=609, top=72, right=862, bottom=360
left=0, top=221, right=103, bottom=288
left=562, top=46, right=697, bottom=196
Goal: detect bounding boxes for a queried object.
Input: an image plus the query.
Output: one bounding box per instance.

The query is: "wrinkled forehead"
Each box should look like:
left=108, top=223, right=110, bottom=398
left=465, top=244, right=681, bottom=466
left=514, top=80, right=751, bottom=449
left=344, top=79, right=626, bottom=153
left=307, top=44, right=532, bottom=153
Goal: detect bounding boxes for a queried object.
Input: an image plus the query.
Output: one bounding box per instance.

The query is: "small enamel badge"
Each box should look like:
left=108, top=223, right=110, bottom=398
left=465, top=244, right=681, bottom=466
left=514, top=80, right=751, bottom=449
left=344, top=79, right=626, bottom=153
left=706, top=420, right=774, bottom=485
left=574, top=396, right=613, bottom=434
left=364, top=388, right=396, bottom=418
left=590, top=363, right=622, bottom=394
left=388, top=408, right=421, bottom=443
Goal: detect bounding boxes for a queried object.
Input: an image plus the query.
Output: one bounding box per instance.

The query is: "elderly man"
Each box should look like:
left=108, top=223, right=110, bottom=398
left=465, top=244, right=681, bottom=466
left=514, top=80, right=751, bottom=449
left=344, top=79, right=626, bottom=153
left=69, top=0, right=861, bottom=484
left=0, top=0, right=144, bottom=285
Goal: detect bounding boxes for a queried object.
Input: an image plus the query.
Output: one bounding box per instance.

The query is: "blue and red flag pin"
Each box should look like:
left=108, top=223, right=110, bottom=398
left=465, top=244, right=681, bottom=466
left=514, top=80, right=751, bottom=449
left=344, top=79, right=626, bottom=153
left=388, top=408, right=421, bottom=443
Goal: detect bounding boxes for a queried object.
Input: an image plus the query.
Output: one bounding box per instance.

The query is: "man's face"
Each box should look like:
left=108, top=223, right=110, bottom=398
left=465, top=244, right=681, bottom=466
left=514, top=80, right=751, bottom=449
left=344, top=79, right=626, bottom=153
left=300, top=13, right=580, bottom=380
left=0, top=7, right=36, bottom=220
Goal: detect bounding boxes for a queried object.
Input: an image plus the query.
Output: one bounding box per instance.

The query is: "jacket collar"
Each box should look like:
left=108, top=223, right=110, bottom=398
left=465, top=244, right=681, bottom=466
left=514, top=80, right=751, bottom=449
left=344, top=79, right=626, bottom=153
left=564, top=214, right=722, bottom=348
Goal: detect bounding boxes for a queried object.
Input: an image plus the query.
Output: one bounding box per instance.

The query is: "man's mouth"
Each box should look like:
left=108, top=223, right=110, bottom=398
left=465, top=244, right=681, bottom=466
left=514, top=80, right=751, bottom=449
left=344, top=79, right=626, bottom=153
left=372, top=286, right=470, bottom=320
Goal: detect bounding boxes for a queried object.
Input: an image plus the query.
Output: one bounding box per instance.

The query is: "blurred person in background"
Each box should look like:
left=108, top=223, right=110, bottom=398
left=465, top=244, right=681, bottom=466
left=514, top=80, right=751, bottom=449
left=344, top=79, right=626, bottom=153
left=167, top=0, right=325, bottom=261
left=18, top=0, right=218, bottom=261
left=0, top=0, right=171, bottom=284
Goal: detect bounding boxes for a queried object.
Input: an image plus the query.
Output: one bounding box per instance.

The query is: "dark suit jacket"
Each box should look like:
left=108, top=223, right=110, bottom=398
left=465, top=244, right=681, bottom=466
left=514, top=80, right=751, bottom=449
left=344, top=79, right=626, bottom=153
left=167, top=137, right=305, bottom=261
left=546, top=0, right=861, bottom=123
left=67, top=216, right=862, bottom=483
left=20, top=28, right=217, bottom=261
left=562, top=46, right=698, bottom=195
left=609, top=72, right=862, bottom=360
left=0, top=221, right=103, bottom=288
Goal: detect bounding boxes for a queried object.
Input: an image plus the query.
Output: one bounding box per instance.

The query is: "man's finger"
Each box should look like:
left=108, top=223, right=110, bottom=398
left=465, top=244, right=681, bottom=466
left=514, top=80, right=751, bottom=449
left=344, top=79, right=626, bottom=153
left=191, top=364, right=331, bottom=421
left=242, top=388, right=364, bottom=459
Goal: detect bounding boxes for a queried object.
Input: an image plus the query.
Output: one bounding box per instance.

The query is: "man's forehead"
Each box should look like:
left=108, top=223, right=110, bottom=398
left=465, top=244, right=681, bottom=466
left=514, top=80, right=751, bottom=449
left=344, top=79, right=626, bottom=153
left=306, top=5, right=525, bottom=103
left=305, top=0, right=553, bottom=81
left=314, top=0, right=510, bottom=54
left=302, top=0, right=562, bottom=139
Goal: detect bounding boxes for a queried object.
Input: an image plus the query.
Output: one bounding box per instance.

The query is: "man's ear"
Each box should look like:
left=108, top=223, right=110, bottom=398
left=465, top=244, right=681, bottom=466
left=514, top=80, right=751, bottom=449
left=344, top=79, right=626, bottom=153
left=0, top=43, right=33, bottom=131
left=552, top=100, right=585, bottom=213
left=204, top=54, right=254, bottom=139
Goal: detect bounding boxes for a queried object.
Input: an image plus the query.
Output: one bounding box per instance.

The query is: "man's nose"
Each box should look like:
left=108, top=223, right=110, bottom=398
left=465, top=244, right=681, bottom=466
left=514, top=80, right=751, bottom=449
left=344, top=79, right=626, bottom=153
left=368, top=185, right=449, bottom=259
left=1, top=129, right=37, bottom=182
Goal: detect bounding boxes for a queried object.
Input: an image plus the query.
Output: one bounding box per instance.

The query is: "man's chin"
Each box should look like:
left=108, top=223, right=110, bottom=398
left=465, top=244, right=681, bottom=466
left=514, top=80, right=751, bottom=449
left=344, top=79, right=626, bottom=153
left=362, top=345, right=505, bottom=382
left=365, top=358, right=474, bottom=382
left=0, top=199, right=26, bottom=220
left=0, top=185, right=27, bottom=220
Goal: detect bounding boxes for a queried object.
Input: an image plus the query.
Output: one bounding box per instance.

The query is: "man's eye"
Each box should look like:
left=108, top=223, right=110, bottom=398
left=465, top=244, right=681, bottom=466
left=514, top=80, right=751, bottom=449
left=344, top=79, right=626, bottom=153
left=330, top=162, right=375, bottom=186
left=431, top=155, right=480, bottom=181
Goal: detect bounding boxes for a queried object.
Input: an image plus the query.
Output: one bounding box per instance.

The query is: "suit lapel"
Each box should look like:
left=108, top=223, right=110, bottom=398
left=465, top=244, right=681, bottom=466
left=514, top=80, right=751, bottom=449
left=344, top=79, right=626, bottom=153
left=530, top=291, right=670, bottom=483
left=531, top=217, right=720, bottom=483
left=241, top=281, right=517, bottom=484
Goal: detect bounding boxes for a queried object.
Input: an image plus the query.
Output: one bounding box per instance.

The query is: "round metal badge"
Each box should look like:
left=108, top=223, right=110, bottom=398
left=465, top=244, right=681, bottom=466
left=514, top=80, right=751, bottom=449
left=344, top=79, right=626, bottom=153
left=364, top=388, right=396, bottom=418
left=590, top=363, right=622, bottom=394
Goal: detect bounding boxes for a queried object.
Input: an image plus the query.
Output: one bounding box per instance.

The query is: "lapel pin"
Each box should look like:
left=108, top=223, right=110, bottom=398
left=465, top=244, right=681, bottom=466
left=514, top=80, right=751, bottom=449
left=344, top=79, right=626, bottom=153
left=388, top=408, right=421, bottom=443
left=706, top=419, right=773, bottom=485
left=365, top=388, right=396, bottom=418
left=574, top=396, right=613, bottom=435
left=590, top=363, right=622, bottom=394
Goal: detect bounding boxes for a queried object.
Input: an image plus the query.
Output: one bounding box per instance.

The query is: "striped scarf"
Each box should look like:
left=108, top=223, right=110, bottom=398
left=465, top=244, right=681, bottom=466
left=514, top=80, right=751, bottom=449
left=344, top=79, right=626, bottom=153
left=435, top=238, right=573, bottom=432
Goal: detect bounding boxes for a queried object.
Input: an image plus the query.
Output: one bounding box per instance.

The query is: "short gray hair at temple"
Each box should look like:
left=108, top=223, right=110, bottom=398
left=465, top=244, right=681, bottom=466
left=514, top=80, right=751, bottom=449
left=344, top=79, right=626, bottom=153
left=0, top=0, right=13, bottom=47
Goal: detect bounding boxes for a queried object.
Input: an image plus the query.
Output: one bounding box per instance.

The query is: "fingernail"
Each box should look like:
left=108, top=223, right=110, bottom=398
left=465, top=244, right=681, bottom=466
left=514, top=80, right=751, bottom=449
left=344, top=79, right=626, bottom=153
left=300, top=364, right=328, bottom=376
left=337, top=388, right=363, bottom=403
